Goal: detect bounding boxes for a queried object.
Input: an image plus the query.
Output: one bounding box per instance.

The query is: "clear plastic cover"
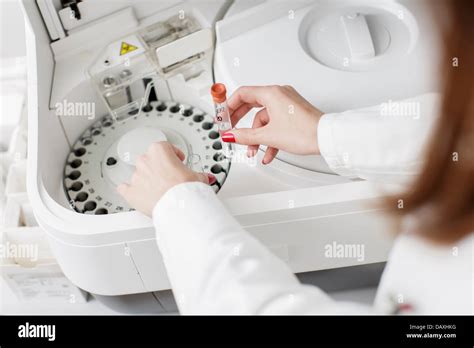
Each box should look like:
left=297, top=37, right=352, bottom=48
left=88, top=14, right=205, bottom=121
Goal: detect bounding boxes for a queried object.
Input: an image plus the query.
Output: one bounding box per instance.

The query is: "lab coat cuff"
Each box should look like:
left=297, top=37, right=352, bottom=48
left=318, top=114, right=355, bottom=177
left=152, top=181, right=214, bottom=220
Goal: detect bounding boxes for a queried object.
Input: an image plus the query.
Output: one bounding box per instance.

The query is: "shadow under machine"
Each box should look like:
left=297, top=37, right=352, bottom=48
left=22, top=0, right=437, bottom=312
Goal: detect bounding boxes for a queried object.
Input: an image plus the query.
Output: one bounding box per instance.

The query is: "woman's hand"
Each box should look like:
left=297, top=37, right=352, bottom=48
left=117, top=142, right=215, bottom=217
left=223, top=85, right=323, bottom=164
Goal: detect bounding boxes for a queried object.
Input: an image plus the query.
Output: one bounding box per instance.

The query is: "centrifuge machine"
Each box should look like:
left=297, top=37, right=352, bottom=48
left=21, top=0, right=438, bottom=312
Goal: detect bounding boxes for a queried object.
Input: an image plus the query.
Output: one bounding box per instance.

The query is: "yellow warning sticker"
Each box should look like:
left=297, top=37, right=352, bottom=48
left=120, top=41, right=138, bottom=56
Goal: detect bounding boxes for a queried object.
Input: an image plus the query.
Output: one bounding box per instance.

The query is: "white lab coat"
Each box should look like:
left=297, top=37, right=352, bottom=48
left=152, top=94, right=474, bottom=314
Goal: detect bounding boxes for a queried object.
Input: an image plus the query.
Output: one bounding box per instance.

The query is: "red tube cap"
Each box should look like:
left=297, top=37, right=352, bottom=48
left=211, top=83, right=227, bottom=103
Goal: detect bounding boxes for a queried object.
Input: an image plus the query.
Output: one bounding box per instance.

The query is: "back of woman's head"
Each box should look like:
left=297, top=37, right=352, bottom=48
left=387, top=0, right=474, bottom=243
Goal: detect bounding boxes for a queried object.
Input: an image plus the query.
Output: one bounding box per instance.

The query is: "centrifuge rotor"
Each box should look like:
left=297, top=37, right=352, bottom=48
left=63, top=101, right=231, bottom=215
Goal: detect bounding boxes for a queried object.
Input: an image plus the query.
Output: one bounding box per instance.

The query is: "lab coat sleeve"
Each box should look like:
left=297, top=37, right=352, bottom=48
left=153, top=182, right=371, bottom=314
left=318, top=93, right=441, bottom=183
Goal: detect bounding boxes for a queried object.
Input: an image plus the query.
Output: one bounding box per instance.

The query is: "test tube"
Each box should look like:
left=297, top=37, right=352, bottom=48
left=188, top=153, right=218, bottom=187
left=188, top=153, right=203, bottom=172
left=211, top=83, right=232, bottom=135
left=211, top=83, right=234, bottom=158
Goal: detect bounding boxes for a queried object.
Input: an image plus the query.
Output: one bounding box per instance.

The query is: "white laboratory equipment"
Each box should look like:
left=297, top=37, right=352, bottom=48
left=21, top=0, right=438, bottom=313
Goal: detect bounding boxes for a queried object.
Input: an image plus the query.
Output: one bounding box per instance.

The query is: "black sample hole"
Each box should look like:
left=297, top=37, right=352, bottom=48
left=212, top=141, right=222, bottom=150
left=128, top=108, right=139, bottom=116
left=202, top=122, right=213, bottom=130
left=213, top=153, right=225, bottom=162
left=106, top=157, right=117, bottom=166
left=81, top=137, right=93, bottom=146
left=74, top=148, right=86, bottom=157
left=193, top=115, right=204, bottom=122
left=211, top=164, right=223, bottom=174
left=142, top=104, right=152, bottom=112
left=102, top=118, right=113, bottom=127
left=70, top=159, right=82, bottom=168
left=156, top=103, right=167, bottom=112
left=183, top=109, right=193, bottom=117
left=70, top=182, right=83, bottom=191
left=209, top=131, right=219, bottom=139
left=91, top=128, right=101, bottom=136
left=84, top=201, right=97, bottom=211
left=170, top=105, right=180, bottom=113
left=75, top=192, right=88, bottom=202
left=95, top=208, right=108, bottom=215
left=68, top=170, right=81, bottom=180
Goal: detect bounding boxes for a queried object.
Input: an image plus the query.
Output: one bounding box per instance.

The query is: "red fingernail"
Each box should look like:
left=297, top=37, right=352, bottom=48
left=222, top=132, right=235, bottom=143
left=207, top=173, right=217, bottom=185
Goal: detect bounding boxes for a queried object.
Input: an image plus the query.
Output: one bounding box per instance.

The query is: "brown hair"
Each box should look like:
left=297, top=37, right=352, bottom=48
left=386, top=0, right=474, bottom=244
